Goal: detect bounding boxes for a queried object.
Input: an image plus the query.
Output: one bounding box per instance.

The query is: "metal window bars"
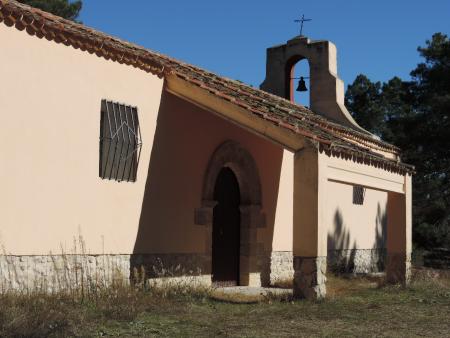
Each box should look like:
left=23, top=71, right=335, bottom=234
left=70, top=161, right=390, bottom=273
left=99, top=100, right=142, bottom=182
left=353, top=185, right=366, bottom=205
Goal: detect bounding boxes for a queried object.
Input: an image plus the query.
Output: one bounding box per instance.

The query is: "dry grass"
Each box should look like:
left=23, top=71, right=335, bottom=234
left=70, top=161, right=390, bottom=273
left=0, top=240, right=449, bottom=338
left=0, top=273, right=212, bottom=337
left=0, top=237, right=212, bottom=337
left=0, top=268, right=448, bottom=337
left=326, top=273, right=381, bottom=298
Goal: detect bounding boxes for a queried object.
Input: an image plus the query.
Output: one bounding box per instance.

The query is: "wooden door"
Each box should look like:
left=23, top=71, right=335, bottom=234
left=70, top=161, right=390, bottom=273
left=212, top=167, right=240, bottom=286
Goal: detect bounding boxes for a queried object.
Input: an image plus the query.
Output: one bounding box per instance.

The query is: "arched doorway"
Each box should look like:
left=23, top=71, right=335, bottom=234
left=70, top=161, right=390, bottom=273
left=212, top=167, right=241, bottom=285
left=194, top=141, right=266, bottom=286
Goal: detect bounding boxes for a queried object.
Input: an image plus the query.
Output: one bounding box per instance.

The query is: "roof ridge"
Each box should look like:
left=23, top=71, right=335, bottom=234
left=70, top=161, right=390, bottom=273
left=171, top=61, right=400, bottom=152
left=0, top=0, right=413, bottom=173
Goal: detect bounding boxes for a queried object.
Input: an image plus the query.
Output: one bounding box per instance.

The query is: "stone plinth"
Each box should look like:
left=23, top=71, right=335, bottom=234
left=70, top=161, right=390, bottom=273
left=386, top=253, right=411, bottom=285
left=293, top=256, right=327, bottom=299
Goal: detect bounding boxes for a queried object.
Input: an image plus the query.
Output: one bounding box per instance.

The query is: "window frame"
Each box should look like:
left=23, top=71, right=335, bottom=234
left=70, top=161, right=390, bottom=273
left=352, top=185, right=366, bottom=205
left=99, top=99, right=142, bottom=182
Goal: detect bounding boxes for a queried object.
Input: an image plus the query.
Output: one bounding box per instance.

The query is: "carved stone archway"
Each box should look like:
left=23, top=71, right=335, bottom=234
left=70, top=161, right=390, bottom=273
left=195, top=141, right=265, bottom=286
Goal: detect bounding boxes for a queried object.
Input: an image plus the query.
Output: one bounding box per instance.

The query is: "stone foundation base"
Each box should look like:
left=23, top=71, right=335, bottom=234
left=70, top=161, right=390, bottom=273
left=0, top=254, right=131, bottom=291
left=293, top=256, right=327, bottom=299
left=130, top=253, right=210, bottom=279
left=327, top=249, right=385, bottom=274
left=269, top=251, right=294, bottom=285
left=247, top=272, right=262, bottom=287
left=0, top=249, right=395, bottom=292
left=0, top=253, right=211, bottom=292
left=147, top=275, right=212, bottom=288
left=386, top=252, right=411, bottom=285
left=266, top=249, right=385, bottom=287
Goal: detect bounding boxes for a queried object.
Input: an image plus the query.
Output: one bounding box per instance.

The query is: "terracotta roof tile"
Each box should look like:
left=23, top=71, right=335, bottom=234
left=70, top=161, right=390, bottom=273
left=0, top=0, right=414, bottom=174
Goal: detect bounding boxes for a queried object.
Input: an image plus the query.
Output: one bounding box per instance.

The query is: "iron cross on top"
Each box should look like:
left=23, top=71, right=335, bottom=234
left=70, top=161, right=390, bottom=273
left=294, top=14, right=312, bottom=36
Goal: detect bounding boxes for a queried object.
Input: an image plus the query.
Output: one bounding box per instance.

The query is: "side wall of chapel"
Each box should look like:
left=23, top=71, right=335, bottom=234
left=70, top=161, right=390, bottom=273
left=0, top=23, right=386, bottom=289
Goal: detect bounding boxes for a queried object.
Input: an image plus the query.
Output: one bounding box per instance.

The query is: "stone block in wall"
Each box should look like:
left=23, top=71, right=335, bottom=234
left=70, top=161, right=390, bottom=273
left=293, top=256, right=327, bottom=299
left=130, top=253, right=211, bottom=279
left=0, top=254, right=131, bottom=292
left=0, top=253, right=212, bottom=292
left=269, top=251, right=294, bottom=286
left=265, top=249, right=385, bottom=288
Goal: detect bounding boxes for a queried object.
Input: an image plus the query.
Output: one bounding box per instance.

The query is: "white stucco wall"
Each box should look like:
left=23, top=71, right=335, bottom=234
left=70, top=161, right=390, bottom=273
left=326, top=181, right=387, bottom=251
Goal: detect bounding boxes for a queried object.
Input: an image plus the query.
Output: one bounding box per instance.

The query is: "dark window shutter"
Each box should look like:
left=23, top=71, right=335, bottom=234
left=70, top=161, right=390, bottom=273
left=99, top=100, right=141, bottom=182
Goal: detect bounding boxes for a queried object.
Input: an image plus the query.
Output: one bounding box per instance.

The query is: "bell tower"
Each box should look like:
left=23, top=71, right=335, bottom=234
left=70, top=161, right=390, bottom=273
left=260, top=36, right=365, bottom=131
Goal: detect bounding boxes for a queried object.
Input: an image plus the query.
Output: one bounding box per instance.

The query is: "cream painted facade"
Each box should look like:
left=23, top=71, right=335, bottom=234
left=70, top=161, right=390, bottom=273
left=0, top=1, right=412, bottom=300
left=273, top=152, right=389, bottom=254
left=326, top=182, right=387, bottom=251
left=0, top=24, right=163, bottom=255
left=0, top=22, right=386, bottom=256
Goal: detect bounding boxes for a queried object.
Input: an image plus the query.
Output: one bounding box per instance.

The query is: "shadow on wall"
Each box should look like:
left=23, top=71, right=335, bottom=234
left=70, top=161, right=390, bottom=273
left=374, top=202, right=387, bottom=271
left=128, top=91, right=283, bottom=284
left=327, top=210, right=357, bottom=274
left=328, top=202, right=388, bottom=274
left=130, top=91, right=212, bottom=279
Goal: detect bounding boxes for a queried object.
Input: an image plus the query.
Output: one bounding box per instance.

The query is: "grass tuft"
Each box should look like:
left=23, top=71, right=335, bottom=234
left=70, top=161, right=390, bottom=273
left=0, top=239, right=449, bottom=337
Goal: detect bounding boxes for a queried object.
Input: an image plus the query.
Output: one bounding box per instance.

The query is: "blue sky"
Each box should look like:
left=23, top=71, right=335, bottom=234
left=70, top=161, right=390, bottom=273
left=80, top=0, right=449, bottom=95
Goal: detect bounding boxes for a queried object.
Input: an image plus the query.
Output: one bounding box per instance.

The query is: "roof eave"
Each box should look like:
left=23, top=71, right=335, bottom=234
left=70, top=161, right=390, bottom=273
left=165, top=73, right=307, bottom=152
left=166, top=74, right=415, bottom=175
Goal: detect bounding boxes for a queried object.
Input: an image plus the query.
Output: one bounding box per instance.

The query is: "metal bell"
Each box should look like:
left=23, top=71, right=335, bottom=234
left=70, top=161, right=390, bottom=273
left=296, top=76, right=308, bottom=92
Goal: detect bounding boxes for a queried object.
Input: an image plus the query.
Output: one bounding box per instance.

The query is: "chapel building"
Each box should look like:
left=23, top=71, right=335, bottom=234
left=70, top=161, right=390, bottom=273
left=0, top=0, right=413, bottom=299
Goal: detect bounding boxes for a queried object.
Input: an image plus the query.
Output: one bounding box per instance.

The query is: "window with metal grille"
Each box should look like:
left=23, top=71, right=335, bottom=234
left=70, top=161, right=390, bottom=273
left=353, top=185, right=366, bottom=205
left=99, top=100, right=142, bottom=182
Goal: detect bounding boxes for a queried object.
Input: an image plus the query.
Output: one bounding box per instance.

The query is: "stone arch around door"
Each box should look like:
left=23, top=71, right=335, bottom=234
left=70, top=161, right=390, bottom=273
left=195, top=140, right=266, bottom=286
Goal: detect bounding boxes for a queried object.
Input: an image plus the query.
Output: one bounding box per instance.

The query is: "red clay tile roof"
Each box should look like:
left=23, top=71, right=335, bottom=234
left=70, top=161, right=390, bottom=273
left=0, top=0, right=414, bottom=174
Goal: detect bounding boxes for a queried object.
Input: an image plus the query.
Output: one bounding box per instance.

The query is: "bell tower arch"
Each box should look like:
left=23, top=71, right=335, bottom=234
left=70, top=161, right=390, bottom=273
left=287, top=56, right=310, bottom=106
left=260, top=36, right=366, bottom=131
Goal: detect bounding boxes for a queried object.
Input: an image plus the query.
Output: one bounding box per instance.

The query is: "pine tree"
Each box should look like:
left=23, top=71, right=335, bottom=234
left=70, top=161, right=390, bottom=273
left=345, top=33, right=450, bottom=249
left=17, top=0, right=82, bottom=21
